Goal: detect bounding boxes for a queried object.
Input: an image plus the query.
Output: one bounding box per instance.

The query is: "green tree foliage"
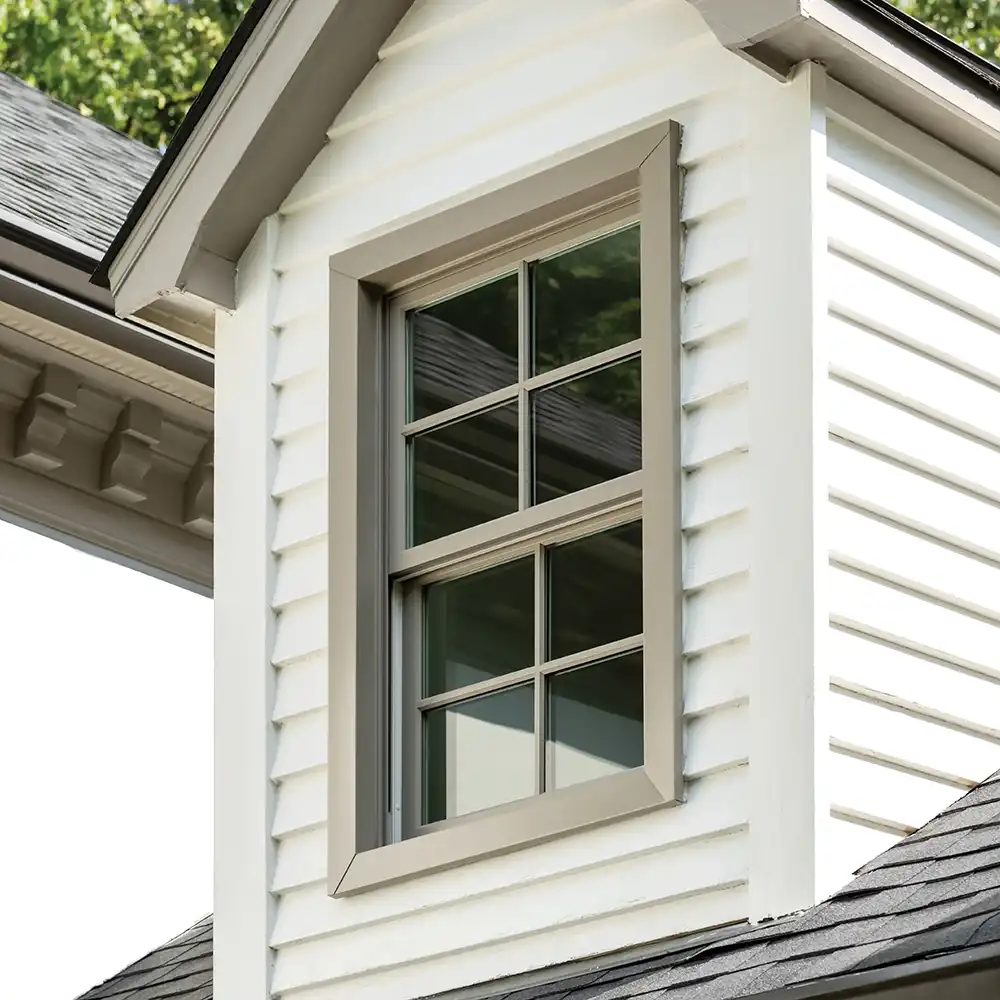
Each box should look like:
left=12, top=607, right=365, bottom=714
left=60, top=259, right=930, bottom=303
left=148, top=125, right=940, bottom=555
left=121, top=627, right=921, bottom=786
left=893, top=1, right=1000, bottom=62
left=0, top=0, right=249, bottom=149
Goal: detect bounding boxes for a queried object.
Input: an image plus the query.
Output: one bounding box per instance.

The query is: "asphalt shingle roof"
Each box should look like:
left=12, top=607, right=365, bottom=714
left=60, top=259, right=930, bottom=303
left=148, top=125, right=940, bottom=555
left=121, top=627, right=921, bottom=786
left=489, top=769, right=1000, bottom=1000
left=72, top=772, right=1000, bottom=1000
left=0, top=72, right=159, bottom=258
left=75, top=915, right=212, bottom=1000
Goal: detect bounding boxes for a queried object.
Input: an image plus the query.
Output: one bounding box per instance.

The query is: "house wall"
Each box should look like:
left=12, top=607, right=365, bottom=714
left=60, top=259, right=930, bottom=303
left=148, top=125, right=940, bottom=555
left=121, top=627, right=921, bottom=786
left=822, top=85, right=1000, bottom=891
left=216, top=3, right=831, bottom=1000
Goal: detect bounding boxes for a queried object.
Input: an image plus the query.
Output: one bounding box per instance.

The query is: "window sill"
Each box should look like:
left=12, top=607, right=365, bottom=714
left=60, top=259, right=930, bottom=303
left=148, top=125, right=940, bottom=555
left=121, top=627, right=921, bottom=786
left=331, top=766, right=681, bottom=897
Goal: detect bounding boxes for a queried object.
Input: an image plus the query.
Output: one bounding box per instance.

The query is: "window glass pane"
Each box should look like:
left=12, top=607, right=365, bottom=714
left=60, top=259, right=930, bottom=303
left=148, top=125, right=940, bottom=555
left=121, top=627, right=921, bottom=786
left=548, top=520, right=642, bottom=661
left=546, top=652, right=643, bottom=791
left=411, top=401, right=519, bottom=545
left=424, top=557, right=534, bottom=697
left=532, top=358, right=640, bottom=506
left=423, top=684, right=535, bottom=824
left=532, top=225, right=640, bottom=376
left=409, top=273, right=519, bottom=420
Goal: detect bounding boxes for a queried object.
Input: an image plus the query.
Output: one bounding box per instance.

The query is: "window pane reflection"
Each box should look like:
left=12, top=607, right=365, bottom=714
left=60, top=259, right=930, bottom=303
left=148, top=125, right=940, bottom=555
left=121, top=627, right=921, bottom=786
left=424, top=557, right=534, bottom=698
left=547, top=653, right=643, bottom=791
left=409, top=274, right=519, bottom=420
left=532, top=226, right=640, bottom=376
left=410, top=402, right=519, bottom=546
left=547, top=520, right=642, bottom=661
left=423, top=684, right=535, bottom=824
left=532, top=358, right=641, bottom=505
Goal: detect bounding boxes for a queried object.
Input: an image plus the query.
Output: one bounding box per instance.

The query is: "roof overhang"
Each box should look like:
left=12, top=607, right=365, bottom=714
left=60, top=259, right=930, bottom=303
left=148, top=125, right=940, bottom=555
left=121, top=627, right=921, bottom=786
left=691, top=0, right=1000, bottom=175
left=95, top=0, right=414, bottom=333
left=99, top=0, right=1000, bottom=334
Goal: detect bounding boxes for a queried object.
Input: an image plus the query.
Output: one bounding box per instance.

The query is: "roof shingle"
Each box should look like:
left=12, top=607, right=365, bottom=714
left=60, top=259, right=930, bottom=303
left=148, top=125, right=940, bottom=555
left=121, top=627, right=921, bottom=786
left=0, top=72, right=159, bottom=258
left=71, top=772, right=1000, bottom=1000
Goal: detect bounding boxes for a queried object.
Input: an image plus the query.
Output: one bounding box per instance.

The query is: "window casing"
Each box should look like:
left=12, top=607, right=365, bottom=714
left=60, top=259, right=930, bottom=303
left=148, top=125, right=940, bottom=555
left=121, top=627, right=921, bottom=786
left=327, top=122, right=682, bottom=897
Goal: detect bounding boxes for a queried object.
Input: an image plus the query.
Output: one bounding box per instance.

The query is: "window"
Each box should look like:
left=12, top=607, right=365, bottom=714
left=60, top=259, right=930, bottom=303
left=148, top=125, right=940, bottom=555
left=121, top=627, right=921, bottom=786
left=391, top=222, right=648, bottom=835
left=327, top=122, right=682, bottom=896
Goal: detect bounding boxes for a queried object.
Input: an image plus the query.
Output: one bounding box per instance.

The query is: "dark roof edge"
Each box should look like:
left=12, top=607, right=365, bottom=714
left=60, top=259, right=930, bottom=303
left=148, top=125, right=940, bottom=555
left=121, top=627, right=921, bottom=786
left=91, top=0, right=275, bottom=288
left=0, top=217, right=100, bottom=275
left=752, top=940, right=1000, bottom=1000
left=837, top=0, right=1000, bottom=100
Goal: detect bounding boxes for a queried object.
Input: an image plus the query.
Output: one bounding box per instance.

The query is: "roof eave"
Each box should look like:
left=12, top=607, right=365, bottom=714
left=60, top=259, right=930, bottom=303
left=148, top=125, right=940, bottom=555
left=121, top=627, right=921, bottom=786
left=691, top=0, right=1000, bottom=176
left=98, top=0, right=414, bottom=329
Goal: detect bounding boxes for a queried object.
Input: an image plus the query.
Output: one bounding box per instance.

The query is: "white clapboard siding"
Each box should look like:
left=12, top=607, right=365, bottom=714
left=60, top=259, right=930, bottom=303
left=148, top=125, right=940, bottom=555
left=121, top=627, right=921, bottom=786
left=262, top=2, right=763, bottom=997
left=824, top=115, right=1000, bottom=857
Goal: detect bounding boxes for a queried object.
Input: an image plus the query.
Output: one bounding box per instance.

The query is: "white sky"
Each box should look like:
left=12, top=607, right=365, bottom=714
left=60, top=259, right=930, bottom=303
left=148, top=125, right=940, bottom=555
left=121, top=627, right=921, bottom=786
left=0, top=517, right=213, bottom=1000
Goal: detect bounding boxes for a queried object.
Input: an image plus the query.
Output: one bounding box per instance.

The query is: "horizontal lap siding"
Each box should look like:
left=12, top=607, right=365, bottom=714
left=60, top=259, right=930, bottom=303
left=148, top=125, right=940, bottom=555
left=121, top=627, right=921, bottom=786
left=268, top=2, right=755, bottom=997
left=824, top=117, right=1000, bottom=878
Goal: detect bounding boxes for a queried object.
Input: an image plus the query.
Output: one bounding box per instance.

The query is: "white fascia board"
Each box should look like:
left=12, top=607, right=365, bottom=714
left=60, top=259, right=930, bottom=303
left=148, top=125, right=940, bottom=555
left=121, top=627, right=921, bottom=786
left=107, top=0, right=309, bottom=318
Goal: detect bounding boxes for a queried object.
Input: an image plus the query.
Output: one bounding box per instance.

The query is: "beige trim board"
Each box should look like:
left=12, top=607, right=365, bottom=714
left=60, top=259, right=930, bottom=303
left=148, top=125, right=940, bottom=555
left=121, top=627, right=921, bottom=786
left=0, top=460, right=212, bottom=593
left=327, top=122, right=683, bottom=897
left=337, top=769, right=674, bottom=896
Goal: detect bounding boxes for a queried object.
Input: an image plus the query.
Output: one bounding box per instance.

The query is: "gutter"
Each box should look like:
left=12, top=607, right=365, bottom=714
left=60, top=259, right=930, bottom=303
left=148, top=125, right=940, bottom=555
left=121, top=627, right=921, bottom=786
left=838, top=0, right=1000, bottom=95
left=92, top=0, right=276, bottom=289
left=0, top=216, right=102, bottom=277
left=0, top=261, right=214, bottom=388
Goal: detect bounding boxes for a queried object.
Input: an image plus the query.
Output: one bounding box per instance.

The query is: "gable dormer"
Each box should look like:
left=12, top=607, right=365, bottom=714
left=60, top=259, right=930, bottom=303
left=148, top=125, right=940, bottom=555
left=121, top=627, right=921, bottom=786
left=102, top=2, right=1000, bottom=998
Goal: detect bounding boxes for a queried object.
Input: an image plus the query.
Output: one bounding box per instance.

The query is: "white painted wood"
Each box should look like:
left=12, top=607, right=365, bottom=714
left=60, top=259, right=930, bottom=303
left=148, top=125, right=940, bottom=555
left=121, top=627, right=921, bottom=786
left=829, top=752, right=968, bottom=832
left=271, top=538, right=326, bottom=610
left=684, top=512, right=749, bottom=591
left=270, top=0, right=763, bottom=977
left=274, top=886, right=749, bottom=1000
left=682, top=328, right=749, bottom=407
left=272, top=480, right=327, bottom=554
left=684, top=640, right=751, bottom=718
left=681, top=388, right=749, bottom=468
left=272, top=653, right=327, bottom=723
left=684, top=266, right=748, bottom=344
left=823, top=95, right=1000, bottom=869
left=272, top=594, right=327, bottom=668
left=212, top=2, right=887, bottom=997
left=746, top=62, right=831, bottom=918
left=682, top=451, right=750, bottom=530
left=213, top=216, right=279, bottom=1000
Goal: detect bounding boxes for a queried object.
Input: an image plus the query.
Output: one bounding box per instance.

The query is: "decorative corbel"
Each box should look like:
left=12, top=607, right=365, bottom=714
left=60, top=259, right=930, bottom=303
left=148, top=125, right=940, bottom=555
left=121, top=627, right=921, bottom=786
left=14, top=364, right=79, bottom=471
left=100, top=399, right=162, bottom=504
left=183, top=440, right=214, bottom=536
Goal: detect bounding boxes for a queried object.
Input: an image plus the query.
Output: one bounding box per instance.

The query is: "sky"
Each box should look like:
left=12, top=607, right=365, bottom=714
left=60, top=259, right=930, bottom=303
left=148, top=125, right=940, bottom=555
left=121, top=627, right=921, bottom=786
left=0, top=517, right=213, bottom=1000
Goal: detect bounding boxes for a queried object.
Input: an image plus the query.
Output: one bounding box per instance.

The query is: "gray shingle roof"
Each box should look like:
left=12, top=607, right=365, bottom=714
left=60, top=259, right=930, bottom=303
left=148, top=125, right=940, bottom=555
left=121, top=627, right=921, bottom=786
left=73, top=772, right=1000, bottom=1000
left=0, top=72, right=160, bottom=259
left=488, top=769, right=1000, bottom=1000
left=75, top=915, right=212, bottom=1000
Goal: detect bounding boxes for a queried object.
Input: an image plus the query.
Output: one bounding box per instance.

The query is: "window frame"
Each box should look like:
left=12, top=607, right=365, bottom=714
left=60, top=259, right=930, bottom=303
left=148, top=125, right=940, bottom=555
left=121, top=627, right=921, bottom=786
left=327, top=121, right=683, bottom=897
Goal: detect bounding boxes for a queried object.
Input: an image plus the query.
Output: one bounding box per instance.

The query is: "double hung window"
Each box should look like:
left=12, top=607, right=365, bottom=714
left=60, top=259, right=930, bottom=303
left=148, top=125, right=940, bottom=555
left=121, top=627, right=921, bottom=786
left=390, top=220, right=648, bottom=834
left=328, top=123, right=681, bottom=895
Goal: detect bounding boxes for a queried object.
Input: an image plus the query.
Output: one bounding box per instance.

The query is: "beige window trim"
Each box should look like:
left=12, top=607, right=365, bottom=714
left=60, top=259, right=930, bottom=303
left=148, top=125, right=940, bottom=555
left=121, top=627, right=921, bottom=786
left=327, top=121, right=683, bottom=898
